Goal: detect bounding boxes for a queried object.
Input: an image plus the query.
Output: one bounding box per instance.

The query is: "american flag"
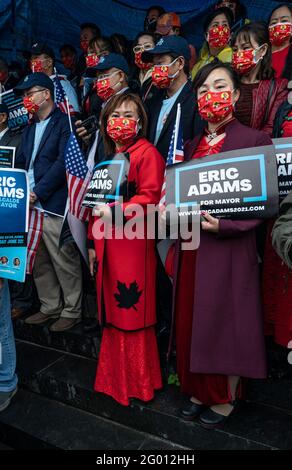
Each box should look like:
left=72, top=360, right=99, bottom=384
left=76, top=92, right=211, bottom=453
left=159, top=103, right=184, bottom=207
left=26, top=208, right=44, bottom=274
left=53, top=74, right=75, bottom=115
left=64, top=132, right=92, bottom=222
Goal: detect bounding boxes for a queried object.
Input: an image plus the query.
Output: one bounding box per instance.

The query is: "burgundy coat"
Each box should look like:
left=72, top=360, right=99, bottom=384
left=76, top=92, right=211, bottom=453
left=88, top=138, right=165, bottom=331
left=241, top=78, right=287, bottom=136
left=172, top=119, right=272, bottom=378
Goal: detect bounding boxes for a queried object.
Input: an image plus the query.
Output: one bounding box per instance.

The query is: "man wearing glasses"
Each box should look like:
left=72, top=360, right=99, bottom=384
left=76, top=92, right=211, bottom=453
left=15, top=73, right=82, bottom=332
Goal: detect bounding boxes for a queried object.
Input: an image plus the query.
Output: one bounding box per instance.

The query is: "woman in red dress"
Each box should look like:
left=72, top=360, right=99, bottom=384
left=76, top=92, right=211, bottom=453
left=268, top=4, right=292, bottom=79
left=172, top=61, right=270, bottom=428
left=88, top=92, right=165, bottom=406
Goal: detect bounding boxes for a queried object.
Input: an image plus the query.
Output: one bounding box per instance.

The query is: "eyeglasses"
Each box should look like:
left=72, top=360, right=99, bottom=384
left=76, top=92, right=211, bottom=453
left=133, top=43, right=154, bottom=54
left=96, top=71, right=119, bottom=81
left=24, top=89, right=46, bottom=98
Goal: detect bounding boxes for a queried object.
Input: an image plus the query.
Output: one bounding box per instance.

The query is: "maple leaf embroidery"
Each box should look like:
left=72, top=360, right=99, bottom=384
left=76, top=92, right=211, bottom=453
left=114, top=280, right=142, bottom=311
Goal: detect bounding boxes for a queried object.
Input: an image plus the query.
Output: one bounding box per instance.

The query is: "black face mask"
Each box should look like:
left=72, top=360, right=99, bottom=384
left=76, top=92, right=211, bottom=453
left=145, top=18, right=157, bottom=32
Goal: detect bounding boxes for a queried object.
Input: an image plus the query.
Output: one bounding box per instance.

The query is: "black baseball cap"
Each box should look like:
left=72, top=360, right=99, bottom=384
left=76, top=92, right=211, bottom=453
left=142, top=35, right=190, bottom=62
left=30, top=42, right=55, bottom=61
left=85, top=53, right=129, bottom=77
left=15, top=72, right=55, bottom=96
left=0, top=103, right=9, bottom=115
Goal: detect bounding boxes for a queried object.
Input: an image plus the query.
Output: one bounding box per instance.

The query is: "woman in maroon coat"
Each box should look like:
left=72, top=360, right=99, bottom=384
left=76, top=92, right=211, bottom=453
left=88, top=92, right=165, bottom=406
left=172, top=62, right=271, bottom=428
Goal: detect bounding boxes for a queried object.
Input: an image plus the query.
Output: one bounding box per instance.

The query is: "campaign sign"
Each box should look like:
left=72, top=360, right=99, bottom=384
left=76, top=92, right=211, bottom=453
left=0, top=89, right=29, bottom=130
left=0, top=168, right=29, bottom=282
left=82, top=152, right=130, bottom=208
left=166, top=145, right=279, bottom=219
left=0, top=146, right=15, bottom=168
left=273, top=138, right=292, bottom=199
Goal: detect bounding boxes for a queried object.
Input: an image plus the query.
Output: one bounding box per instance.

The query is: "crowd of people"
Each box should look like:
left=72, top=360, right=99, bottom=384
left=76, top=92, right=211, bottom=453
left=1, top=0, right=292, bottom=430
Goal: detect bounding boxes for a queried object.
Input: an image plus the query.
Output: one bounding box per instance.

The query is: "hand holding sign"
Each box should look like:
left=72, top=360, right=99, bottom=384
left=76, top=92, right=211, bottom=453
left=92, top=203, right=112, bottom=219
left=201, top=211, right=219, bottom=233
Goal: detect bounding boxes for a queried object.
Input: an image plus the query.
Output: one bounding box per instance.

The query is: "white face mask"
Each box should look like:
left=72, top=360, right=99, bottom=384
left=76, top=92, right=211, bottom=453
left=253, top=44, right=266, bottom=64
left=167, top=57, right=181, bottom=79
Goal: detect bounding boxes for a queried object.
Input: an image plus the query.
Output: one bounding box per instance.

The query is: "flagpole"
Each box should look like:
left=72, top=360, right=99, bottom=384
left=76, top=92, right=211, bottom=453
left=65, top=97, right=73, bottom=133
left=54, top=66, right=73, bottom=132
left=33, top=206, right=64, bottom=218
left=172, top=103, right=181, bottom=162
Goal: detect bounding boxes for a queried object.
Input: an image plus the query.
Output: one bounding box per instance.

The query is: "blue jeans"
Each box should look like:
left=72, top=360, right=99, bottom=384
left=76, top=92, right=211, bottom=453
left=0, top=279, right=18, bottom=392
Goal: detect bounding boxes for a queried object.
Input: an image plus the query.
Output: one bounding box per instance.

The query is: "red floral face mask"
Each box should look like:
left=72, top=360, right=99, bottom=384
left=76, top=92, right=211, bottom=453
left=80, top=40, right=89, bottom=54
left=231, top=49, right=259, bottom=75
left=23, top=96, right=46, bottom=114
left=86, top=53, right=100, bottom=68
left=269, top=22, right=292, bottom=46
left=198, top=90, right=233, bottom=123
left=134, top=52, right=152, bottom=70
left=207, top=25, right=231, bottom=48
left=95, top=78, right=114, bottom=101
left=152, top=58, right=179, bottom=89
left=30, top=59, right=44, bottom=73
left=106, top=117, right=139, bottom=144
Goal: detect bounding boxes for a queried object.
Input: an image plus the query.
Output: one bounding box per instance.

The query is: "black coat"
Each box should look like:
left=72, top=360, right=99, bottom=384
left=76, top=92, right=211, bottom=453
left=282, top=44, right=292, bottom=80
left=145, top=80, right=204, bottom=160
left=272, top=99, right=292, bottom=138
left=0, top=128, right=22, bottom=159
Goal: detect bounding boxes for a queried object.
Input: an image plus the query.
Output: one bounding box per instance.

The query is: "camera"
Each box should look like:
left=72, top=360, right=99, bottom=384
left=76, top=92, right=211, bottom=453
left=79, top=114, right=99, bottom=136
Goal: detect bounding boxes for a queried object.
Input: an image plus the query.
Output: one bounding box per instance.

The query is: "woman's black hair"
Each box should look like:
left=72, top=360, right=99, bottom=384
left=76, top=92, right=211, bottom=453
left=231, top=21, right=274, bottom=80
left=215, top=1, right=247, bottom=23
left=133, top=31, right=158, bottom=48
left=59, top=44, right=77, bottom=55
left=268, top=3, right=292, bottom=24
left=193, top=60, right=241, bottom=94
left=144, top=5, right=165, bottom=18
left=144, top=5, right=166, bottom=30
left=89, top=36, right=115, bottom=54
left=110, top=33, right=129, bottom=58
left=80, top=22, right=101, bottom=37
left=203, top=6, right=234, bottom=33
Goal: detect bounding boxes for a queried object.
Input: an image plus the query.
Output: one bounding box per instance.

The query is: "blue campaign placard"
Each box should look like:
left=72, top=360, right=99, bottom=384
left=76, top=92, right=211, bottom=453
left=0, top=168, right=29, bottom=282
left=273, top=137, right=292, bottom=199
left=0, top=89, right=29, bottom=131
left=82, top=152, right=130, bottom=208
left=0, top=146, right=15, bottom=168
left=0, top=247, right=27, bottom=282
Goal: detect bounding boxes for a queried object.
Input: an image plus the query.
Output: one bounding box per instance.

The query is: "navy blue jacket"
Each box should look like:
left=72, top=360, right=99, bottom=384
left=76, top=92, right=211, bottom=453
left=16, top=107, right=71, bottom=215
left=145, top=80, right=204, bottom=161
